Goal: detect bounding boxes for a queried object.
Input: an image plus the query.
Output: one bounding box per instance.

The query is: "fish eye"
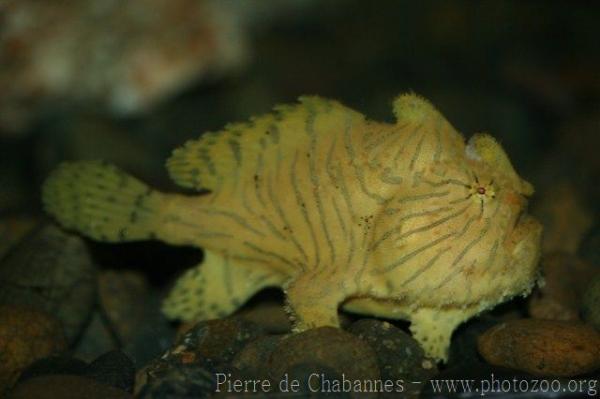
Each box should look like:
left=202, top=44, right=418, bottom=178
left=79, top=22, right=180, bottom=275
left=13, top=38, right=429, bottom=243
left=469, top=177, right=495, bottom=199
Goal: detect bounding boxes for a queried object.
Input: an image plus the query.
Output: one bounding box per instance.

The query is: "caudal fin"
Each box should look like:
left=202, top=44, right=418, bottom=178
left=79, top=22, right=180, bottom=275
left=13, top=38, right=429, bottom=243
left=42, top=160, right=165, bottom=242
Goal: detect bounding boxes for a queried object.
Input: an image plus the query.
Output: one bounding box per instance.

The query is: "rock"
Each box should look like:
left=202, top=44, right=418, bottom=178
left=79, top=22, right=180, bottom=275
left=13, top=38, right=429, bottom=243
left=348, top=319, right=435, bottom=397
left=97, top=270, right=174, bottom=365
left=0, top=224, right=97, bottom=344
left=120, top=307, right=174, bottom=367
left=0, top=0, right=249, bottom=133
left=0, top=304, right=67, bottom=394
left=231, top=335, right=283, bottom=380
left=136, top=360, right=232, bottom=399
left=237, top=297, right=291, bottom=334
left=447, top=316, right=501, bottom=368
left=554, top=113, right=600, bottom=204
left=98, top=270, right=150, bottom=344
left=0, top=217, right=37, bottom=261
left=581, top=274, right=600, bottom=330
left=580, top=222, right=600, bottom=267
left=16, top=351, right=135, bottom=394
left=528, top=253, right=597, bottom=321
left=73, top=311, right=119, bottom=363
left=282, top=362, right=351, bottom=397
left=84, top=351, right=135, bottom=393
left=531, top=180, right=593, bottom=254
left=8, top=375, right=132, bottom=399
left=478, top=319, right=600, bottom=377
left=268, top=327, right=380, bottom=385
left=172, top=318, right=264, bottom=365
left=135, top=317, right=262, bottom=395
left=17, top=356, right=88, bottom=384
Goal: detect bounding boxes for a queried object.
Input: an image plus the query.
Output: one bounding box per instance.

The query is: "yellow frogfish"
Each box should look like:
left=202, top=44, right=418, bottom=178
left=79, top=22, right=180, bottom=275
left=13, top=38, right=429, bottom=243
left=42, top=94, right=542, bottom=361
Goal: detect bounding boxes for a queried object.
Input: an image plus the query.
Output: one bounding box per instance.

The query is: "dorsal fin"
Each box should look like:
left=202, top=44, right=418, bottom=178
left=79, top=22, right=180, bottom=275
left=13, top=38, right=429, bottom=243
left=361, top=93, right=465, bottom=177
left=166, top=96, right=365, bottom=191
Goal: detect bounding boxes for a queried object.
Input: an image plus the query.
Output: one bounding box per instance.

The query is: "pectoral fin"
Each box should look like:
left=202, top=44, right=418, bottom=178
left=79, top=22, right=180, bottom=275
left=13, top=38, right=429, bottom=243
left=162, top=250, right=285, bottom=321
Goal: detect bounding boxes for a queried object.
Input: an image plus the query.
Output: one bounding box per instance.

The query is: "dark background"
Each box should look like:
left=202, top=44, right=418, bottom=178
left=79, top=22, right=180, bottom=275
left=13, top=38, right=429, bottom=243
left=1, top=0, right=598, bottom=276
left=0, top=2, right=599, bottom=393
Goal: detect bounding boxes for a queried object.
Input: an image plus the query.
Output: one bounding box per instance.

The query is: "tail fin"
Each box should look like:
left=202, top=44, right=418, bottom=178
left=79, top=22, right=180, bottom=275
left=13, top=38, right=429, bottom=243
left=42, top=160, right=165, bottom=242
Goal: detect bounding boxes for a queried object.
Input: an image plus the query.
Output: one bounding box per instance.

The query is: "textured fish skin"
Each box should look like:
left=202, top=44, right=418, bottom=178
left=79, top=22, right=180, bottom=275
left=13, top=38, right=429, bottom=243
left=42, top=93, right=542, bottom=361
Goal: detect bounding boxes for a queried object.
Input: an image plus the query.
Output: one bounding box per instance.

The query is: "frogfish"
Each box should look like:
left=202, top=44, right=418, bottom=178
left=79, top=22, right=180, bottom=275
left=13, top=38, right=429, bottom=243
left=42, top=93, right=542, bottom=361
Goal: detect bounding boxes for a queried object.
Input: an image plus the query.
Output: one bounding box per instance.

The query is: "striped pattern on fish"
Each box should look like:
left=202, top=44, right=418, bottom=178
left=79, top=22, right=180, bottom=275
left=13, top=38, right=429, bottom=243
left=42, top=93, right=542, bottom=361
